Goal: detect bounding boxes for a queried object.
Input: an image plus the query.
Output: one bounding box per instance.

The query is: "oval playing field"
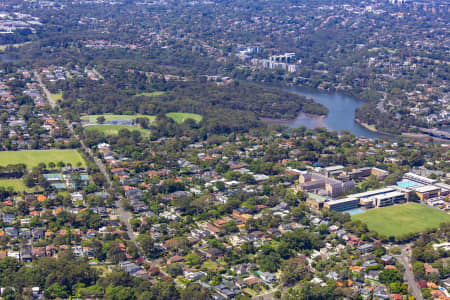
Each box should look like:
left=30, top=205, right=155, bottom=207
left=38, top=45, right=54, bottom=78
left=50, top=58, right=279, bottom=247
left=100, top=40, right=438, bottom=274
left=352, top=203, right=450, bottom=237
left=0, top=150, right=86, bottom=169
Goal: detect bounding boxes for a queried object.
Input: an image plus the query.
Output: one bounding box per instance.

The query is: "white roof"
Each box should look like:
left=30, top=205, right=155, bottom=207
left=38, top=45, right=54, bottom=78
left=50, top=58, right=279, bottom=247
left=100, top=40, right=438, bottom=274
left=371, top=191, right=404, bottom=200
left=435, top=182, right=450, bottom=191
left=348, top=187, right=396, bottom=199
left=414, top=185, right=440, bottom=193
left=324, top=165, right=345, bottom=172
left=327, top=197, right=359, bottom=205
left=404, top=172, right=437, bottom=184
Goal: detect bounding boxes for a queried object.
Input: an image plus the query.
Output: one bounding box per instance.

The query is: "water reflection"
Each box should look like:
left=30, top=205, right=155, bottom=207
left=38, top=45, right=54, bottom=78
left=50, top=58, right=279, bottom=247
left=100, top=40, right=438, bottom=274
left=269, top=87, right=383, bottom=139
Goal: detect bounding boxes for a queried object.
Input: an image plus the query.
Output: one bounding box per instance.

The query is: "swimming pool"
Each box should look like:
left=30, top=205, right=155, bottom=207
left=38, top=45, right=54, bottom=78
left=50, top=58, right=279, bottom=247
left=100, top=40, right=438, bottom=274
left=397, top=180, right=420, bottom=188
left=344, top=208, right=366, bottom=215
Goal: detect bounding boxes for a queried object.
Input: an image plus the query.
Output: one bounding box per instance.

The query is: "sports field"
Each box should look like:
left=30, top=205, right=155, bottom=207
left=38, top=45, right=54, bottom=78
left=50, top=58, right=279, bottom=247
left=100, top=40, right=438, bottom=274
left=166, top=112, right=203, bottom=124
left=81, top=114, right=156, bottom=124
left=84, top=124, right=150, bottom=136
left=81, top=112, right=202, bottom=125
left=352, top=203, right=450, bottom=237
left=0, top=150, right=86, bottom=169
left=0, top=42, right=31, bottom=51
left=0, top=179, right=30, bottom=192
left=134, top=91, right=166, bottom=97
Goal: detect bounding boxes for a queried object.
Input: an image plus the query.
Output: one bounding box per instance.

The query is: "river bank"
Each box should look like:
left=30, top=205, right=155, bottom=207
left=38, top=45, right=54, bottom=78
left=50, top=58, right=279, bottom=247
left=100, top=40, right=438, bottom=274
left=354, top=118, right=378, bottom=133
left=261, top=112, right=326, bottom=127
left=269, top=86, right=384, bottom=139
left=264, top=85, right=448, bottom=143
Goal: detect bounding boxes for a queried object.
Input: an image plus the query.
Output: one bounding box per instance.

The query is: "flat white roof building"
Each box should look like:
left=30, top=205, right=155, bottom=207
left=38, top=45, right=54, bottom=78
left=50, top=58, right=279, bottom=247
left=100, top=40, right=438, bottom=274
left=413, top=185, right=440, bottom=193
left=403, top=172, right=437, bottom=185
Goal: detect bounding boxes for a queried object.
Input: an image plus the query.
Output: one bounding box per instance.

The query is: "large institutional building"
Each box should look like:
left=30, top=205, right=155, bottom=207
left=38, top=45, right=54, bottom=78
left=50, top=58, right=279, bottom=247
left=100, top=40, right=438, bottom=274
left=300, top=168, right=449, bottom=213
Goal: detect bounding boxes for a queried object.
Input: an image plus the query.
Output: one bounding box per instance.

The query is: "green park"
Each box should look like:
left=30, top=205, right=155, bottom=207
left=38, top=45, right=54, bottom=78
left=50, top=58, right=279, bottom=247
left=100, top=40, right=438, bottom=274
left=0, top=149, right=86, bottom=169
left=352, top=202, right=450, bottom=237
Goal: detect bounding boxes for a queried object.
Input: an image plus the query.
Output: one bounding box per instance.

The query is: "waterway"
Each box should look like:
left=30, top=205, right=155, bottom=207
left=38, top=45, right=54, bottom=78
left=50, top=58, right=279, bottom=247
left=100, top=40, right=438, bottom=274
left=265, top=86, right=383, bottom=139
left=0, top=54, right=18, bottom=63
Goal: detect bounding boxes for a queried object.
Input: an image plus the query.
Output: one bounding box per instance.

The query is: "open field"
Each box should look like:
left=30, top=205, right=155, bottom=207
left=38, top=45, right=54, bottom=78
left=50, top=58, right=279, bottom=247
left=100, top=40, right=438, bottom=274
left=84, top=124, right=150, bottom=136
left=0, top=42, right=31, bottom=51
left=166, top=112, right=203, bottom=124
left=202, top=260, right=218, bottom=271
left=0, top=179, right=31, bottom=192
left=50, top=91, right=63, bottom=103
left=352, top=203, right=450, bottom=237
left=0, top=150, right=86, bottom=169
left=81, top=114, right=156, bottom=124
left=81, top=112, right=202, bottom=125
left=135, top=91, right=166, bottom=97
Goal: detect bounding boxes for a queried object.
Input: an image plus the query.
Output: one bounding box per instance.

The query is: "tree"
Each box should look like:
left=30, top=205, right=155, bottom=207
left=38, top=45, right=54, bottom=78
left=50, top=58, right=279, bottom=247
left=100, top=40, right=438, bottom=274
left=413, top=261, right=425, bottom=280
left=408, top=152, right=424, bottom=167
left=104, top=286, right=134, bottom=300
left=257, top=250, right=281, bottom=273
left=215, top=181, right=225, bottom=191
left=38, top=175, right=50, bottom=189
left=379, top=269, right=403, bottom=285
left=45, top=283, right=69, bottom=299
left=281, top=257, right=311, bottom=286
left=215, top=163, right=229, bottom=174
left=317, top=224, right=328, bottom=235
left=23, top=174, right=35, bottom=188
left=136, top=234, right=157, bottom=259
left=185, top=253, right=201, bottom=267
left=107, top=244, right=126, bottom=263
left=390, top=282, right=407, bottom=294
left=223, top=220, right=238, bottom=233
left=1, top=287, right=16, bottom=300
left=166, top=263, right=183, bottom=277
left=181, top=283, right=210, bottom=300
left=0, top=257, right=22, bottom=287
left=97, top=116, right=106, bottom=124
left=148, top=281, right=179, bottom=300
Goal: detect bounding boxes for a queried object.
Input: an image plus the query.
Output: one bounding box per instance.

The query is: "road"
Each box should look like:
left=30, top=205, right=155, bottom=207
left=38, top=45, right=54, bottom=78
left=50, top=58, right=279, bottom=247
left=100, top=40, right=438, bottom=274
left=376, top=91, right=387, bottom=113
left=253, top=291, right=274, bottom=300
left=35, top=71, right=56, bottom=109
left=91, top=67, right=104, bottom=79
left=396, top=246, right=424, bottom=300
left=35, top=71, right=138, bottom=247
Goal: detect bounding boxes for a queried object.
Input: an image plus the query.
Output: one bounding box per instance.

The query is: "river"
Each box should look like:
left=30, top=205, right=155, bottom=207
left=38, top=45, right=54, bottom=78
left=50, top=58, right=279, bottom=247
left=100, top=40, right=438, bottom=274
left=266, top=87, right=383, bottom=139
left=0, top=54, right=18, bottom=63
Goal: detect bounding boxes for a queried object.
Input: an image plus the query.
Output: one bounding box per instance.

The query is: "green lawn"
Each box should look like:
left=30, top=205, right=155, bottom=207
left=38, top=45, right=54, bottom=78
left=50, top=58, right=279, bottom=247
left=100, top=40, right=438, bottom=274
left=81, top=112, right=202, bottom=125
left=0, top=150, right=86, bottom=169
left=352, top=203, right=450, bottom=237
left=0, top=179, right=32, bottom=192
left=50, top=91, right=63, bottom=103
left=166, top=112, right=202, bottom=124
left=0, top=42, right=30, bottom=51
left=81, top=114, right=156, bottom=124
left=202, top=260, right=218, bottom=271
left=84, top=124, right=150, bottom=137
left=135, top=91, right=166, bottom=97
